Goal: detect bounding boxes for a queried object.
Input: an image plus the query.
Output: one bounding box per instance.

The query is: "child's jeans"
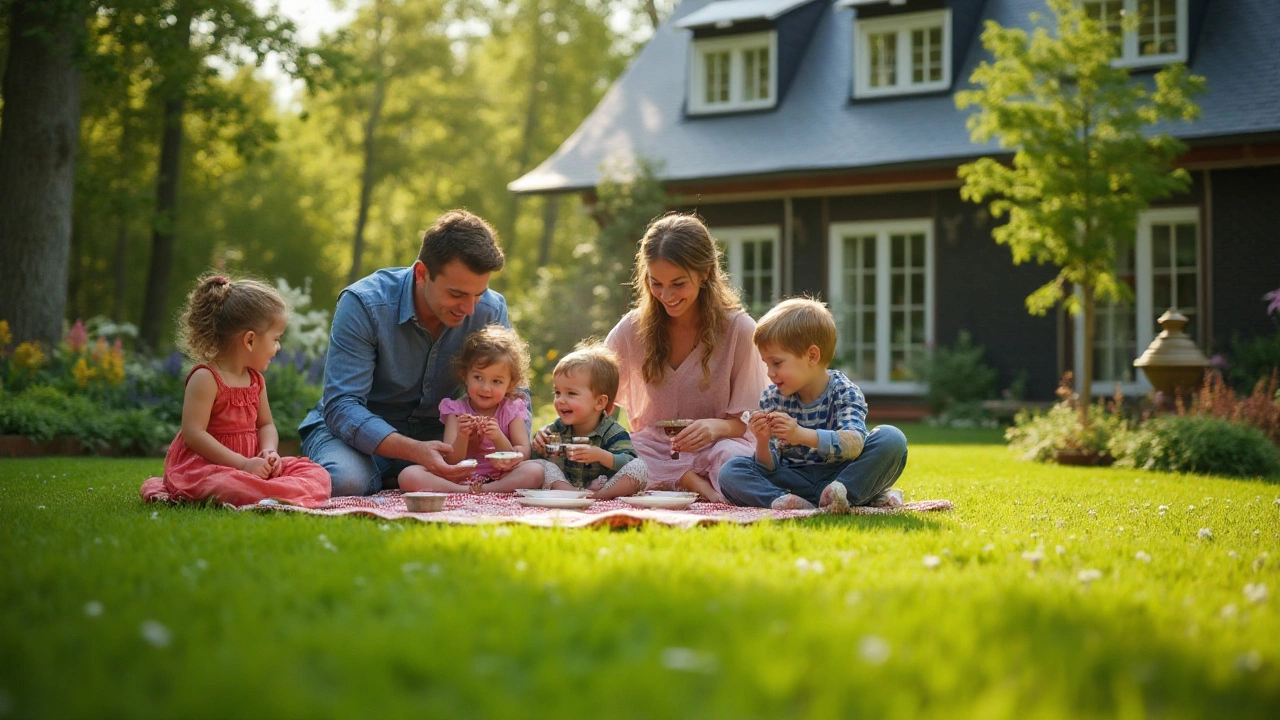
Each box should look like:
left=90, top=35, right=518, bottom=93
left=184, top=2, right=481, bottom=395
left=719, top=425, right=908, bottom=508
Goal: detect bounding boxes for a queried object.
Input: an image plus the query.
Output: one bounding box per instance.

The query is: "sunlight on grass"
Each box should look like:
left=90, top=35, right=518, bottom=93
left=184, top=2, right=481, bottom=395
left=1, top=434, right=1277, bottom=718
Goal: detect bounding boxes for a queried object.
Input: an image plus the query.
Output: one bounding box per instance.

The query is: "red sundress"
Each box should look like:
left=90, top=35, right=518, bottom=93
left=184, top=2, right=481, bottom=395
left=140, top=364, right=330, bottom=508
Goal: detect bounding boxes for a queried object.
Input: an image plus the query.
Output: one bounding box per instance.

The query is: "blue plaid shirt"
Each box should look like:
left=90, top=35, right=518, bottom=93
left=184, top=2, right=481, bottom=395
left=759, top=370, right=868, bottom=467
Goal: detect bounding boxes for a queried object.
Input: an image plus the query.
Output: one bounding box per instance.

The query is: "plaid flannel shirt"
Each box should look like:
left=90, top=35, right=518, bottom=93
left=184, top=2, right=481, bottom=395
left=759, top=369, right=868, bottom=467
left=534, top=414, right=638, bottom=489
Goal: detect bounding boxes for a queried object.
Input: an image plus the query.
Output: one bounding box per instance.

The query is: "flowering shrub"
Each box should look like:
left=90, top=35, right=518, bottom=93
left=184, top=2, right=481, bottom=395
left=1176, top=370, right=1280, bottom=446
left=1005, top=374, right=1128, bottom=462
left=1111, top=415, right=1280, bottom=478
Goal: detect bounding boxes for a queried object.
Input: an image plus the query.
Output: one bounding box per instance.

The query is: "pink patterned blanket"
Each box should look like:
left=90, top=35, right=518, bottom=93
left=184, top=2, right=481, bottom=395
left=145, top=489, right=954, bottom=528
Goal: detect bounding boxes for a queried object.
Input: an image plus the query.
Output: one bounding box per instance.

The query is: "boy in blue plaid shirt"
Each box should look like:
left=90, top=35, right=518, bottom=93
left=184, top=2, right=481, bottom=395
left=719, top=299, right=908, bottom=512
left=481, top=342, right=647, bottom=499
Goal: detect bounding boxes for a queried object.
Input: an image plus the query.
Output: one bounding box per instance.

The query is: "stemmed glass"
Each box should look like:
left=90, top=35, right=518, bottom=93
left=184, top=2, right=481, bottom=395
left=658, top=419, right=691, bottom=459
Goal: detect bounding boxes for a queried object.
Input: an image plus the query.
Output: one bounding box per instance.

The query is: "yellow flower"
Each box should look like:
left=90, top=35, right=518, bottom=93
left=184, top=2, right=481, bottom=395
left=0, top=319, right=10, bottom=348
left=12, top=342, right=46, bottom=371
left=72, top=357, right=94, bottom=388
left=545, top=349, right=559, bottom=361
left=99, top=351, right=125, bottom=385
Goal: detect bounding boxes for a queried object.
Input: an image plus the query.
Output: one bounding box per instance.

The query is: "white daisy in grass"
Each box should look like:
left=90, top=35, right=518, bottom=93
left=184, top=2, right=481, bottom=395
left=1056, top=545, right=1066, bottom=556
left=1220, top=604, right=1238, bottom=619
left=317, top=534, right=338, bottom=552
left=1135, top=551, right=1152, bottom=563
left=1198, top=528, right=1213, bottom=540
left=922, top=555, right=941, bottom=569
left=1077, top=569, right=1103, bottom=584
left=1022, top=550, right=1045, bottom=567
left=139, top=620, right=172, bottom=648
left=1158, top=505, right=1169, bottom=515
left=858, top=635, right=891, bottom=665
left=1244, top=583, right=1269, bottom=605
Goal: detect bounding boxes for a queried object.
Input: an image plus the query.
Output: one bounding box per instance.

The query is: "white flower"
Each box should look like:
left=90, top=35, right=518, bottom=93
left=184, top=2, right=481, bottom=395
left=1244, top=583, right=1269, bottom=605
left=139, top=620, right=172, bottom=648
left=83, top=601, right=103, bottom=617
left=318, top=534, right=338, bottom=552
left=1022, top=551, right=1045, bottom=567
left=514, top=560, right=528, bottom=572
left=1056, top=545, right=1067, bottom=556
left=1220, top=604, right=1238, bottom=619
left=922, top=555, right=942, bottom=569
left=1135, top=551, right=1152, bottom=563
left=858, top=635, right=891, bottom=665
left=1188, top=505, right=1196, bottom=512
left=661, top=647, right=717, bottom=674
left=795, top=558, right=825, bottom=574
left=982, top=544, right=995, bottom=553
left=1088, top=509, right=1097, bottom=517
left=1158, top=505, right=1169, bottom=515
left=1078, top=569, right=1103, bottom=584
left=1198, top=528, right=1213, bottom=540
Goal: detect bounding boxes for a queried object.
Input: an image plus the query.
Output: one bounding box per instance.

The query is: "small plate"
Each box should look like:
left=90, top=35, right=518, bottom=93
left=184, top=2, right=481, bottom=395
left=645, top=491, right=699, bottom=499
left=515, top=489, right=591, bottom=499
left=485, top=451, right=522, bottom=461
left=457, top=459, right=478, bottom=468
left=618, top=493, right=698, bottom=510
left=516, top=496, right=596, bottom=509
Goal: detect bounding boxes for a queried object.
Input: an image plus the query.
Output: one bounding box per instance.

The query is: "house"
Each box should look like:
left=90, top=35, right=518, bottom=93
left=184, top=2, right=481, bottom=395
left=510, top=0, right=1280, bottom=413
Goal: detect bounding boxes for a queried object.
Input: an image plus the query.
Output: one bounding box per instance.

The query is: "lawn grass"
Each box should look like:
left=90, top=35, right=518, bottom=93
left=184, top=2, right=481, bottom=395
left=1, top=424, right=1278, bottom=719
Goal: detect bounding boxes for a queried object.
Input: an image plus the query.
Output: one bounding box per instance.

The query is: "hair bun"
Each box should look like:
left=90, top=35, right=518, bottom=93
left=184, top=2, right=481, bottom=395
left=211, top=276, right=229, bottom=286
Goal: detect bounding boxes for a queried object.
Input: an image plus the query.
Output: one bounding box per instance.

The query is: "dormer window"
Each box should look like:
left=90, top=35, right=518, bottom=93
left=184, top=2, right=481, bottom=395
left=689, top=32, right=778, bottom=114
left=853, top=9, right=952, bottom=99
left=1083, top=0, right=1187, bottom=67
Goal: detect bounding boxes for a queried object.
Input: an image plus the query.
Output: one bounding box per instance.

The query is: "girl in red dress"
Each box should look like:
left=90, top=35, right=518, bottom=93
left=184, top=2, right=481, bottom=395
left=141, top=274, right=330, bottom=507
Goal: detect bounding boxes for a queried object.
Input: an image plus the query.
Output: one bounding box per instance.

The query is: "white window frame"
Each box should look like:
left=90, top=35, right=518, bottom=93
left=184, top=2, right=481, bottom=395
left=1081, top=0, right=1188, bottom=68
left=688, top=31, right=778, bottom=115
left=853, top=9, right=952, bottom=99
left=1075, top=206, right=1201, bottom=396
left=828, top=219, right=935, bottom=394
left=717, top=225, right=782, bottom=318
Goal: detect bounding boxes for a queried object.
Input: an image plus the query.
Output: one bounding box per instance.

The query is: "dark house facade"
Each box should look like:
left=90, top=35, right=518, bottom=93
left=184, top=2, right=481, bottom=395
left=512, top=0, right=1280, bottom=411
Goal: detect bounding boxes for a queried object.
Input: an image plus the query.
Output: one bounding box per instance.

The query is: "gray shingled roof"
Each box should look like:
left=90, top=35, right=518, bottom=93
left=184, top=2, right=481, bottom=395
left=675, top=0, right=820, bottom=28
left=510, top=0, right=1280, bottom=194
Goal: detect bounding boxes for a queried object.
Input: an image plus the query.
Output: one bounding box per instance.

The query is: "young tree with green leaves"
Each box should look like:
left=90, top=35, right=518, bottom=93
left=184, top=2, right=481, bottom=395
left=956, top=0, right=1203, bottom=427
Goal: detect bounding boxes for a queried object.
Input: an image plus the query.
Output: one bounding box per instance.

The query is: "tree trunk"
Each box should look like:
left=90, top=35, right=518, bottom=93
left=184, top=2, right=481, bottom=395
left=537, top=194, right=559, bottom=267
left=1079, top=282, right=1096, bottom=429
left=138, top=10, right=193, bottom=351
left=0, top=0, right=83, bottom=348
left=643, top=0, right=661, bottom=30
left=501, top=6, right=547, bottom=254
left=348, top=16, right=387, bottom=287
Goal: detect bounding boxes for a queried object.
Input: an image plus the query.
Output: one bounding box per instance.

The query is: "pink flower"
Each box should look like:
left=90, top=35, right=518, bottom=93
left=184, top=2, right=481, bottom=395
left=1265, top=288, right=1280, bottom=317
left=67, top=319, right=88, bottom=353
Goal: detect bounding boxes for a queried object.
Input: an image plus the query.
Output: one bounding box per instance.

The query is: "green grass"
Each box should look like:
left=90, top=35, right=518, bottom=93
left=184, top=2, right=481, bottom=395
left=2, top=424, right=1278, bottom=719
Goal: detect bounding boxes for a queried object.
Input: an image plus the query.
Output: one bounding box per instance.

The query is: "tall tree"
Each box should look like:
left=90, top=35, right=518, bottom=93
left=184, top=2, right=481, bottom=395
left=133, top=0, right=311, bottom=349
left=956, top=0, right=1203, bottom=426
left=0, top=0, right=84, bottom=347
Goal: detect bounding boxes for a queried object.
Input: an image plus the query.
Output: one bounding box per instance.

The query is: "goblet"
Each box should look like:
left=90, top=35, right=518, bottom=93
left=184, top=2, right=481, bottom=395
left=657, top=419, right=692, bottom=459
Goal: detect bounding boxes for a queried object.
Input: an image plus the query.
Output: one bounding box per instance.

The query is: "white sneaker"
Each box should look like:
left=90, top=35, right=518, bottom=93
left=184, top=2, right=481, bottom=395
left=770, top=494, right=816, bottom=511
left=820, top=482, right=851, bottom=515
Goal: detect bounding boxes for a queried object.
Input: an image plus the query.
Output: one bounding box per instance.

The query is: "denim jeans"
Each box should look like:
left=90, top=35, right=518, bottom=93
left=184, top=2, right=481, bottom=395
left=301, top=420, right=443, bottom=497
left=719, top=425, right=908, bottom=508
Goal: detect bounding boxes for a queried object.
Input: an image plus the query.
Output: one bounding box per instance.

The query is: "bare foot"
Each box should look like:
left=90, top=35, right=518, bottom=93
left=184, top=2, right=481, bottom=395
left=770, top=494, right=816, bottom=510
left=819, top=482, right=851, bottom=514
left=678, top=470, right=727, bottom=503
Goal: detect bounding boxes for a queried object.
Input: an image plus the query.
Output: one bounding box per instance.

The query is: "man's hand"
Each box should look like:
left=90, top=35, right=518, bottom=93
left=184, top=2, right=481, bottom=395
left=418, top=440, right=473, bottom=481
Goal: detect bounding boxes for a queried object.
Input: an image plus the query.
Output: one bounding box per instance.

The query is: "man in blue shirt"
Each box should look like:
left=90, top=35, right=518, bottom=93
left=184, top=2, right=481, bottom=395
left=299, top=210, right=512, bottom=496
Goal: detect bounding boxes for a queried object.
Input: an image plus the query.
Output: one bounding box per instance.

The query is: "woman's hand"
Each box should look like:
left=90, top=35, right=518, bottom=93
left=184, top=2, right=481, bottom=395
left=672, top=419, right=720, bottom=455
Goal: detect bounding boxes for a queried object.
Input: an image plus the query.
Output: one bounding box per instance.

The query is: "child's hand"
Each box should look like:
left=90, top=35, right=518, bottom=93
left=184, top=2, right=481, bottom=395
left=241, top=456, right=272, bottom=479
left=747, top=411, right=772, bottom=444
left=456, top=415, right=475, bottom=438
left=565, top=443, right=601, bottom=465
left=531, top=425, right=554, bottom=455
left=259, top=449, right=282, bottom=478
left=768, top=412, right=803, bottom=445
left=482, top=417, right=504, bottom=442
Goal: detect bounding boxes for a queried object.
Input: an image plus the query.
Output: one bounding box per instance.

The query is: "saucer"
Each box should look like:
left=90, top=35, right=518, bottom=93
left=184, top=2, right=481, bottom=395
left=515, top=496, right=596, bottom=509
left=618, top=492, right=699, bottom=510
left=486, top=451, right=522, bottom=461
left=515, top=489, right=591, bottom=499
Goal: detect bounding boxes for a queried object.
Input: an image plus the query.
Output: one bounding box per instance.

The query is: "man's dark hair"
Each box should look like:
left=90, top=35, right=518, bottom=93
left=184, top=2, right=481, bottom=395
left=417, top=209, right=505, bottom=278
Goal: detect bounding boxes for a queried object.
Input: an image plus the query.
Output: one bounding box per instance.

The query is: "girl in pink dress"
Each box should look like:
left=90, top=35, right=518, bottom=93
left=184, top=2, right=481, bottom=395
left=399, top=325, right=531, bottom=492
left=603, top=213, right=769, bottom=502
left=141, top=275, right=330, bottom=508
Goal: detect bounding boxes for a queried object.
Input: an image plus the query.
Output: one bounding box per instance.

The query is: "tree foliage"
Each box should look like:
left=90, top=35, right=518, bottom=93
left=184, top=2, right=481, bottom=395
left=956, top=0, right=1204, bottom=424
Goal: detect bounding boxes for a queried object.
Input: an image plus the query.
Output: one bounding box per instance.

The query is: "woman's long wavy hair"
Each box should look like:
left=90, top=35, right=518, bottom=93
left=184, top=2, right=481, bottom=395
left=631, top=212, right=743, bottom=386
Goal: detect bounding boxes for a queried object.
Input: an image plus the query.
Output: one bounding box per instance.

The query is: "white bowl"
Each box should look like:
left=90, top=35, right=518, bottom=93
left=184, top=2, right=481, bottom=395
left=403, top=492, right=447, bottom=512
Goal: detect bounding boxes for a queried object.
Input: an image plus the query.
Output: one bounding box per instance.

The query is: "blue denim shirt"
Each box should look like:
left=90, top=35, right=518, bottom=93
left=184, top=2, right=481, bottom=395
left=298, top=266, right=510, bottom=455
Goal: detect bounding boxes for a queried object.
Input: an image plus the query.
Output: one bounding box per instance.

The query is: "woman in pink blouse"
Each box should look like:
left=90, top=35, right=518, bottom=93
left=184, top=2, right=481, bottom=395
left=604, top=213, right=769, bottom=502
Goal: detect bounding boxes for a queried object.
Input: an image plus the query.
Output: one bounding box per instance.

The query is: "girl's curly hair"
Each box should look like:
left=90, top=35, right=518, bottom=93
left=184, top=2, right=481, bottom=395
left=451, top=324, right=530, bottom=398
left=176, top=274, right=288, bottom=362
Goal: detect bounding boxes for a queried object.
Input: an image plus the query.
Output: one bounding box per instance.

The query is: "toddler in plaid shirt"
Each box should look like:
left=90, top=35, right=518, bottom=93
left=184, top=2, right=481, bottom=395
left=719, top=298, right=908, bottom=512
left=480, top=342, right=648, bottom=499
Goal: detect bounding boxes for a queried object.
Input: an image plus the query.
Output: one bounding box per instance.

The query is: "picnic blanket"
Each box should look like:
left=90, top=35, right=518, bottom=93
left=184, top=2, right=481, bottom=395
left=143, top=488, right=954, bottom=528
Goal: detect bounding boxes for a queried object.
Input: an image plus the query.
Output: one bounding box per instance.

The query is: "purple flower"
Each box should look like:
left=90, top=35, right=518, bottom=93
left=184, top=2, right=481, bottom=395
left=162, top=350, right=183, bottom=378
left=1265, top=288, right=1280, bottom=317
left=1210, top=353, right=1229, bottom=372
